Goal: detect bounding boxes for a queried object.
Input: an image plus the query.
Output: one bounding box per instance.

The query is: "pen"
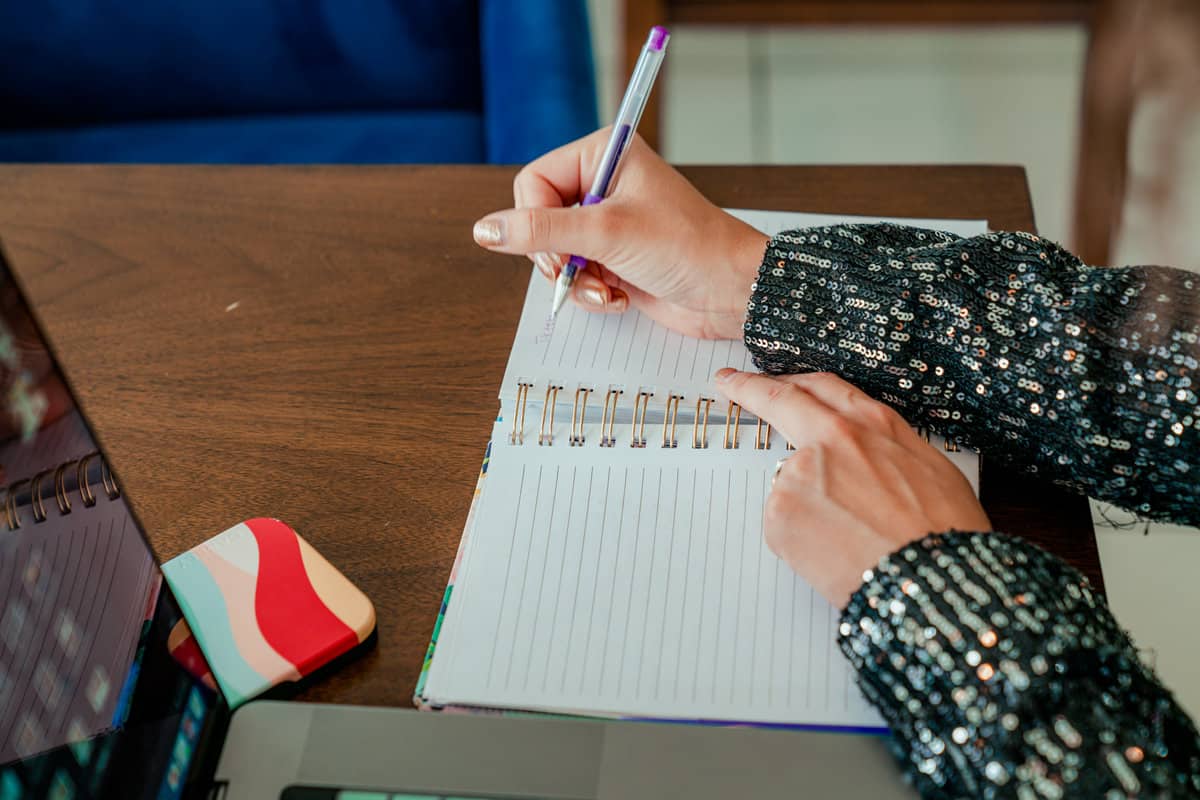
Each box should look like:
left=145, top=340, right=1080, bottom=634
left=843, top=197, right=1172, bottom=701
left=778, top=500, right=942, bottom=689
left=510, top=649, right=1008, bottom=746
left=550, top=25, right=670, bottom=319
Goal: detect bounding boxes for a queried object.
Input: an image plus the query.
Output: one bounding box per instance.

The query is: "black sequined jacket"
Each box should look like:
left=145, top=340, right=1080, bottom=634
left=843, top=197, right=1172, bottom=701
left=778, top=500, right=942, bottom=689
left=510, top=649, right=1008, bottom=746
left=743, top=224, right=1200, bottom=798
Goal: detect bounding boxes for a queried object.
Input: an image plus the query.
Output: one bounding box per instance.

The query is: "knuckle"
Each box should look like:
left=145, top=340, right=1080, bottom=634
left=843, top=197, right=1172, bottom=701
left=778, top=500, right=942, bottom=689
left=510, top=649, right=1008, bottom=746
left=523, top=207, right=551, bottom=247
left=823, top=414, right=856, bottom=441
left=765, top=380, right=797, bottom=406
left=720, top=370, right=749, bottom=393
left=867, top=402, right=898, bottom=429
left=777, top=453, right=805, bottom=482
left=511, top=168, right=527, bottom=197
left=763, top=484, right=808, bottom=559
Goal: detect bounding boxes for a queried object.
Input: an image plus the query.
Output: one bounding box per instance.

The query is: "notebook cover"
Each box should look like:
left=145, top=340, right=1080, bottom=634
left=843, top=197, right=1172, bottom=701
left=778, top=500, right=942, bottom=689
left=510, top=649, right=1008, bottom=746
left=414, top=442, right=491, bottom=707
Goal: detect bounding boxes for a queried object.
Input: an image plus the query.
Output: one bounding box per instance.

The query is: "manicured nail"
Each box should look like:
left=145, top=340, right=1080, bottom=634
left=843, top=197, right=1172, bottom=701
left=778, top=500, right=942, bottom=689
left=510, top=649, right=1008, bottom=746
left=473, top=217, right=505, bottom=247
left=715, top=368, right=738, bottom=383
left=534, top=252, right=562, bottom=279
left=580, top=287, right=608, bottom=307
left=609, top=290, right=629, bottom=312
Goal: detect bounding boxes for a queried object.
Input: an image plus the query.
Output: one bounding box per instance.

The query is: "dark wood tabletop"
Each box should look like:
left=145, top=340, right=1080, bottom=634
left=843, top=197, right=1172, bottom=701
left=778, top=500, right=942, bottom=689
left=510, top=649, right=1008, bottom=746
left=0, top=164, right=1099, bottom=708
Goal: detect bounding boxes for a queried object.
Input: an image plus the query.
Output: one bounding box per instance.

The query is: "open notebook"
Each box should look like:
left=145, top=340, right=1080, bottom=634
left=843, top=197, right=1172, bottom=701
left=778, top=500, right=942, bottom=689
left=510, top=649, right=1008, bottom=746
left=0, top=411, right=156, bottom=764
left=416, top=209, right=988, bottom=730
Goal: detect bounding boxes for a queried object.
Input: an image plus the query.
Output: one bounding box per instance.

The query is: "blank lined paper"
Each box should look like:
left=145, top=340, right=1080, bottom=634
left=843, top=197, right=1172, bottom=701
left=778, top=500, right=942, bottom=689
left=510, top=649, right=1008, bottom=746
left=422, top=209, right=991, bottom=729
left=499, top=209, right=988, bottom=407
left=0, top=496, right=155, bottom=763
left=501, top=276, right=756, bottom=405
left=423, top=429, right=885, bottom=728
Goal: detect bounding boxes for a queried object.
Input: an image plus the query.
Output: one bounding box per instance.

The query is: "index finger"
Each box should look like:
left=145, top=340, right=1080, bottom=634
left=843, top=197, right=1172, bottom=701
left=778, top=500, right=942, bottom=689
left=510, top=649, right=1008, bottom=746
left=714, top=369, right=839, bottom=448
left=513, top=128, right=613, bottom=210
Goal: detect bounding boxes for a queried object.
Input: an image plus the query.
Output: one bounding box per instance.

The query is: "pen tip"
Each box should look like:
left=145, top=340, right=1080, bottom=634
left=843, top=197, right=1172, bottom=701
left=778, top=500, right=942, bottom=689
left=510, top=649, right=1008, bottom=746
left=550, top=278, right=570, bottom=319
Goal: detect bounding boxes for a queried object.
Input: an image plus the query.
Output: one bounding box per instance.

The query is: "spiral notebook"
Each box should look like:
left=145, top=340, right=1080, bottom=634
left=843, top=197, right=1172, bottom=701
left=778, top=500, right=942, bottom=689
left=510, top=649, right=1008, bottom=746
left=417, top=209, right=988, bottom=730
left=0, top=410, right=157, bottom=764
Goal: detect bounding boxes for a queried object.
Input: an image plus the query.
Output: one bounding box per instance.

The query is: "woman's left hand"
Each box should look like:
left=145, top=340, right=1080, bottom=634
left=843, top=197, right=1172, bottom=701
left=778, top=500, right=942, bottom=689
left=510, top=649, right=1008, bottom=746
left=715, top=369, right=991, bottom=609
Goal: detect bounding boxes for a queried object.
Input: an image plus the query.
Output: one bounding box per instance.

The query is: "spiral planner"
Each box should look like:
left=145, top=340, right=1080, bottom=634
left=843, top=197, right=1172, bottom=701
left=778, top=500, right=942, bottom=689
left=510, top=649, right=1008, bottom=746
left=417, top=209, right=989, bottom=730
left=0, top=410, right=157, bottom=764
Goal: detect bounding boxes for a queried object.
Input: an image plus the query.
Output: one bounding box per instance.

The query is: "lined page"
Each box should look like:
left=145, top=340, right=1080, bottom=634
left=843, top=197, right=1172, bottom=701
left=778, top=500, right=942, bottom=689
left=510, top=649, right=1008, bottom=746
left=424, top=428, right=885, bottom=728
left=0, top=496, right=156, bottom=762
left=498, top=209, right=988, bottom=408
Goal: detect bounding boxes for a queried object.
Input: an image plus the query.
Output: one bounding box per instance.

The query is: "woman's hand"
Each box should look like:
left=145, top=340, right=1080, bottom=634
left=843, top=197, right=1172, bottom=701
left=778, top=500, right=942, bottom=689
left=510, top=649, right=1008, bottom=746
left=472, top=129, right=769, bottom=340
left=716, top=369, right=992, bottom=609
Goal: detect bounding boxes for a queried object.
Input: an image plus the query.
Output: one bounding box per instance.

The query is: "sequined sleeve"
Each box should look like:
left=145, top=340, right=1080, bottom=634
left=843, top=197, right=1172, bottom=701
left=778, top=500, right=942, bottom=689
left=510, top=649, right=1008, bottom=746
left=744, top=224, right=1200, bottom=526
left=840, top=531, right=1200, bottom=797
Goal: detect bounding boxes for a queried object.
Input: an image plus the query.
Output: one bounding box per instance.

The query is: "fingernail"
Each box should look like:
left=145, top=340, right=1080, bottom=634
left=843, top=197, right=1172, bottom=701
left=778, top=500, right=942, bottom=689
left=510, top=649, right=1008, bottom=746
left=473, top=217, right=505, bottom=247
left=609, top=289, right=629, bottom=312
left=534, top=252, right=562, bottom=279
left=580, top=287, right=608, bottom=307
left=715, top=368, right=738, bottom=383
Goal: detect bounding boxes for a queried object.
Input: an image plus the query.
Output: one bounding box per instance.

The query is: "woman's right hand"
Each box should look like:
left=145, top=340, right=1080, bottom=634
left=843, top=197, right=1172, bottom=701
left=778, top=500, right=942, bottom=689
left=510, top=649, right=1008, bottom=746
left=472, top=129, right=769, bottom=340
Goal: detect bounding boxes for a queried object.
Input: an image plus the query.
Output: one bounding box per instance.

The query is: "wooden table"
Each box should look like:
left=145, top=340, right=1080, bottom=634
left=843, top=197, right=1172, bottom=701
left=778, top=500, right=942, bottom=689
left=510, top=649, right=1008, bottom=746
left=0, top=164, right=1099, bottom=708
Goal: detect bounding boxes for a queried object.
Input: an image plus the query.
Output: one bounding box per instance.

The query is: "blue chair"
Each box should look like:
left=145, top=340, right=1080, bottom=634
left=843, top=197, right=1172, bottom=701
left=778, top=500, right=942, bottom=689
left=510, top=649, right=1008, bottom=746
left=0, top=1, right=598, bottom=164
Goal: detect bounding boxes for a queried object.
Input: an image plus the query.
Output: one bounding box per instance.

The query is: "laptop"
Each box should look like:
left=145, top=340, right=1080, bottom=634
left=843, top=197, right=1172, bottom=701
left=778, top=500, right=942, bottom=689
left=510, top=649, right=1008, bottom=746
left=0, top=244, right=912, bottom=800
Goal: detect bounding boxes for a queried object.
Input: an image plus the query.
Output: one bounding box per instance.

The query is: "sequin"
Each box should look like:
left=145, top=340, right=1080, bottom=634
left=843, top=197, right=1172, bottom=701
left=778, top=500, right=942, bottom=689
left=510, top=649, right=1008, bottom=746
left=745, top=223, right=1199, bottom=527
left=985, top=761, right=1010, bottom=785
left=837, top=531, right=1200, bottom=797
left=746, top=225, right=1200, bottom=798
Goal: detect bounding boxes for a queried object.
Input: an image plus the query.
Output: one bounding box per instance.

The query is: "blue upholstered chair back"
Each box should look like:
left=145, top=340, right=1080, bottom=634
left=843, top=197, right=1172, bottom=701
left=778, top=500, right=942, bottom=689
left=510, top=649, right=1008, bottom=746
left=0, top=1, right=598, bottom=163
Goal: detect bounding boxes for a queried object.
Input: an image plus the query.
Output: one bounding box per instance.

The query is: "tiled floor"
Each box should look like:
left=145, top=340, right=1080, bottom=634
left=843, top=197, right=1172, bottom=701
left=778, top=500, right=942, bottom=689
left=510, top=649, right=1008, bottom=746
left=587, top=1, right=1199, bottom=718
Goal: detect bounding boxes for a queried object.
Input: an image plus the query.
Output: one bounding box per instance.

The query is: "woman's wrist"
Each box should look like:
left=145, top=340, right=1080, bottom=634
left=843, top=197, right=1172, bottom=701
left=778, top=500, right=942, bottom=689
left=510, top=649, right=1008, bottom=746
left=712, top=223, right=769, bottom=340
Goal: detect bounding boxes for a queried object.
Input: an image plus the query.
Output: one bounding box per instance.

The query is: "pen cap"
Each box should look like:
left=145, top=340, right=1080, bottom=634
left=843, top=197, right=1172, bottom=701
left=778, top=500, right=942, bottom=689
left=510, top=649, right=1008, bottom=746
left=648, top=26, right=670, bottom=51
left=612, top=27, right=669, bottom=134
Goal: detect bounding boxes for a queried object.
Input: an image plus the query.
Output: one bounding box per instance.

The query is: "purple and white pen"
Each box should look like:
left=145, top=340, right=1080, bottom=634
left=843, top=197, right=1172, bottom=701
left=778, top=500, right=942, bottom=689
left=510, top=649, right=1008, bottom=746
left=550, top=25, right=670, bottom=319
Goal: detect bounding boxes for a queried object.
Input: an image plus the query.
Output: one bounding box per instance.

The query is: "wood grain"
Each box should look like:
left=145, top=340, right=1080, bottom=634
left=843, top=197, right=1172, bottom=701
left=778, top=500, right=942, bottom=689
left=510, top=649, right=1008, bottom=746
left=668, top=0, right=1097, bottom=25
left=0, top=164, right=1099, bottom=708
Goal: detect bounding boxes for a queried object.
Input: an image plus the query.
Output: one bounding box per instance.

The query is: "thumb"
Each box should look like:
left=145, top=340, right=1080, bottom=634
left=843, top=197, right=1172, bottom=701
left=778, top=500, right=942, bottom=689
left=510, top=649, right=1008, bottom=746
left=472, top=205, right=616, bottom=263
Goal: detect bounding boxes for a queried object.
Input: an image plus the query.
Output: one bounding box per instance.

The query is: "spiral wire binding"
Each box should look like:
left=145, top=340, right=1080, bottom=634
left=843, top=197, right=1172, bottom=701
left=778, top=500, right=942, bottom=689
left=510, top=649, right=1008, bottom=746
left=723, top=402, right=742, bottom=449
left=599, top=389, right=623, bottom=447
left=4, top=452, right=119, bottom=531
left=662, top=394, right=682, bottom=448
left=692, top=397, right=713, bottom=449
left=570, top=388, right=592, bottom=446
left=630, top=391, right=653, bottom=448
left=511, top=382, right=532, bottom=445
left=755, top=419, right=772, bottom=450
left=31, top=470, right=48, bottom=523
left=538, top=385, right=563, bottom=446
left=506, top=381, right=968, bottom=459
left=54, top=462, right=72, bottom=514
left=506, top=382, right=821, bottom=452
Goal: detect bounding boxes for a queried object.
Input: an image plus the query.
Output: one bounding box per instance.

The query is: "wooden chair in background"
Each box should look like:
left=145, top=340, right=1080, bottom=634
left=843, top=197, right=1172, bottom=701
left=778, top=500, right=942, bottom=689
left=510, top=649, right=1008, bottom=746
left=622, top=0, right=1197, bottom=266
left=1077, top=0, right=1200, bottom=267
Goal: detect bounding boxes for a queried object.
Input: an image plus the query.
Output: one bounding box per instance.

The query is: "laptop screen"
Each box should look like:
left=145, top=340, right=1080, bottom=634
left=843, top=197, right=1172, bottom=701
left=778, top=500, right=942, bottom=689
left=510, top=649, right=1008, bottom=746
left=0, top=246, right=224, bottom=799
